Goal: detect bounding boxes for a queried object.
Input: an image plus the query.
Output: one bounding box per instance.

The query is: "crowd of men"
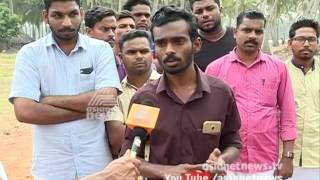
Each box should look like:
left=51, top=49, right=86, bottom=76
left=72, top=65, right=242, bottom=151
left=8, top=0, right=319, bottom=179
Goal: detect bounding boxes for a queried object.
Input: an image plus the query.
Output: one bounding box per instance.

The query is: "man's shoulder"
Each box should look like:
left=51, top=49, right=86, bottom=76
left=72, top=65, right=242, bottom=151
left=205, top=74, right=233, bottom=96
left=214, top=53, right=232, bottom=63
left=19, top=35, right=48, bottom=52
left=79, top=34, right=111, bottom=48
left=130, top=79, right=160, bottom=102
left=261, top=52, right=287, bottom=68
left=136, top=79, right=159, bottom=94
left=206, top=53, right=232, bottom=69
left=16, top=37, right=52, bottom=61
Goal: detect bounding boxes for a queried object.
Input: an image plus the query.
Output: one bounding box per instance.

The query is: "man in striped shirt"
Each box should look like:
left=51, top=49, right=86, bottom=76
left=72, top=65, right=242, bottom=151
left=206, top=10, right=297, bottom=179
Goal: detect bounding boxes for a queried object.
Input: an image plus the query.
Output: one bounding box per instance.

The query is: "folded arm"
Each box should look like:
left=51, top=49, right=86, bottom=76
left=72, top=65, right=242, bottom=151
left=13, top=97, right=86, bottom=125
left=40, top=88, right=118, bottom=113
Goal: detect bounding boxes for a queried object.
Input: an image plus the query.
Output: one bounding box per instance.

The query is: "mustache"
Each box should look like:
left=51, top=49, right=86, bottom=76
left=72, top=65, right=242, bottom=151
left=133, top=60, right=146, bottom=65
left=163, top=55, right=181, bottom=63
left=244, top=40, right=258, bottom=45
left=202, top=19, right=213, bottom=23
left=299, top=48, right=312, bottom=52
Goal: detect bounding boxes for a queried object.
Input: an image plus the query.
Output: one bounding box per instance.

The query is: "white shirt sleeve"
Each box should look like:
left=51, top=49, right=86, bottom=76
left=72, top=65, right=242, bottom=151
left=8, top=46, right=41, bottom=103
left=94, top=42, right=122, bottom=92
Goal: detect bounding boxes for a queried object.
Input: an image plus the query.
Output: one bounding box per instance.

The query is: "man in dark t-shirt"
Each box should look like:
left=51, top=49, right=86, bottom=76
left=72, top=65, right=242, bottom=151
left=191, top=0, right=236, bottom=71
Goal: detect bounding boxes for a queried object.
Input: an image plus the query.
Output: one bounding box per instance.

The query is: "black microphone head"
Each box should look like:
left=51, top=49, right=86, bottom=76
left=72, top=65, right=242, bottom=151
left=140, top=99, right=157, bottom=107
left=132, top=127, right=148, bottom=141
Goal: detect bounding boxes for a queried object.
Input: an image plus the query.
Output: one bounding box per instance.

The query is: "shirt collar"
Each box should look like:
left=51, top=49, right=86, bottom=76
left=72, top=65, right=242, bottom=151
left=122, top=70, right=161, bottom=91
left=45, top=32, right=87, bottom=51
left=291, top=58, right=315, bottom=74
left=156, top=64, right=211, bottom=94
left=122, top=77, right=138, bottom=91
left=229, top=48, right=267, bottom=63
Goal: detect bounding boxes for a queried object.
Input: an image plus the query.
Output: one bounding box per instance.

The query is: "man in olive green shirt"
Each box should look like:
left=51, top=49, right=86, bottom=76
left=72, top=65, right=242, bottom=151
left=286, top=18, right=319, bottom=179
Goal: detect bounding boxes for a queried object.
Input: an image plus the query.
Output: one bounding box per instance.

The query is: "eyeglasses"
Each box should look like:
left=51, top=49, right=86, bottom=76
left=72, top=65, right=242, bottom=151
left=292, top=36, right=318, bottom=44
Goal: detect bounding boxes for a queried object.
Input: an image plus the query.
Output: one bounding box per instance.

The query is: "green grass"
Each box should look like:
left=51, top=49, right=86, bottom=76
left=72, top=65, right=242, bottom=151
left=0, top=53, right=16, bottom=120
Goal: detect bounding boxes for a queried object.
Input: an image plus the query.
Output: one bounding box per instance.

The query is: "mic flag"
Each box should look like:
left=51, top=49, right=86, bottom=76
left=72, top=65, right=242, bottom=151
left=126, top=103, right=160, bottom=134
left=126, top=101, right=160, bottom=158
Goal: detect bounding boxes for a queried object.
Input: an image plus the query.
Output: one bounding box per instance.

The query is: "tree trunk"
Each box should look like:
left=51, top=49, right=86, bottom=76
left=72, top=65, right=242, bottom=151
left=265, top=0, right=279, bottom=52
left=303, top=0, right=320, bottom=19
left=118, top=0, right=122, bottom=12
left=180, top=0, right=185, bottom=8
left=235, top=0, right=240, bottom=18
left=258, top=0, right=268, bottom=14
left=9, top=0, right=13, bottom=15
left=153, top=0, right=159, bottom=13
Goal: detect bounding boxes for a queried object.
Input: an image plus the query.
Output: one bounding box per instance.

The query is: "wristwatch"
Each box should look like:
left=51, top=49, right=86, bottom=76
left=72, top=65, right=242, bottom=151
left=282, top=151, right=294, bottom=159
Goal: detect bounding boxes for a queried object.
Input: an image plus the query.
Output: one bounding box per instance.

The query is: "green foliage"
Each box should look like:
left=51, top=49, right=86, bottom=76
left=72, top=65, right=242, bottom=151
left=0, top=3, right=20, bottom=41
left=9, top=0, right=42, bottom=25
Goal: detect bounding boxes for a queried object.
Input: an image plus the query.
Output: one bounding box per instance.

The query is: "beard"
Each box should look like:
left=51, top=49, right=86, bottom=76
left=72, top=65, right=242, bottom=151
left=198, top=18, right=222, bottom=33
left=293, top=49, right=316, bottom=61
left=49, top=24, right=80, bottom=42
left=161, top=55, right=193, bottom=75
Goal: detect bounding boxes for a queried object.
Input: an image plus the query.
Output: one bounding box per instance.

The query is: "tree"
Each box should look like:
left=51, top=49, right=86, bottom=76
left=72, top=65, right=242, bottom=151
left=0, top=3, right=20, bottom=50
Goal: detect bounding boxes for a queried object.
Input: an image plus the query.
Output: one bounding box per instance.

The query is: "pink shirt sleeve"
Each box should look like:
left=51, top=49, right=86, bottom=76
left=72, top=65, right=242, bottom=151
left=205, top=60, right=221, bottom=77
left=276, top=60, right=297, bottom=141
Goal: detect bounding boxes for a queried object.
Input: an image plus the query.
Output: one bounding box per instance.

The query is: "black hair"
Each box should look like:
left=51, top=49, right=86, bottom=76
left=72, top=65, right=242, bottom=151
left=236, top=10, right=266, bottom=28
left=189, top=0, right=221, bottom=9
left=151, top=6, right=198, bottom=41
left=85, top=6, right=116, bottom=28
left=119, top=30, right=151, bottom=51
left=122, top=0, right=151, bottom=11
left=43, top=0, right=81, bottom=10
left=117, top=10, right=135, bottom=21
left=289, top=18, right=319, bottom=38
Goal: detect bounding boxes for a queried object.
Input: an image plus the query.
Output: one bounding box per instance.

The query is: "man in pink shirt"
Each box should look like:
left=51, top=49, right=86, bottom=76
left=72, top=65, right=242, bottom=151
left=205, top=10, right=297, bottom=179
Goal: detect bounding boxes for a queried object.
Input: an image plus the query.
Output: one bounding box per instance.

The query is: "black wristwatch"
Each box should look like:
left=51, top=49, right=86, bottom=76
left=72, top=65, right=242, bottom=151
left=282, top=151, right=294, bottom=159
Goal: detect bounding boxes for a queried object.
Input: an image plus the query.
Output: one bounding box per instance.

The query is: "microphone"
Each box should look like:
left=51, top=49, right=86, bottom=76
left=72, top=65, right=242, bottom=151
left=126, top=100, right=160, bottom=158
left=130, top=127, right=148, bottom=158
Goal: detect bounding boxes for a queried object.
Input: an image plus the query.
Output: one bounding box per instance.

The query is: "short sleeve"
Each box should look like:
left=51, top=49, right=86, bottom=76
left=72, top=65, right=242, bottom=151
left=105, top=105, right=124, bottom=123
left=8, top=47, right=41, bottom=103
left=94, top=43, right=122, bottom=93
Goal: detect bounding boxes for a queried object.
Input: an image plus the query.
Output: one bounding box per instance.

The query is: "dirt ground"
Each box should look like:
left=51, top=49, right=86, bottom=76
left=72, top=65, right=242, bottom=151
left=0, top=53, right=33, bottom=180
left=0, top=116, right=32, bottom=180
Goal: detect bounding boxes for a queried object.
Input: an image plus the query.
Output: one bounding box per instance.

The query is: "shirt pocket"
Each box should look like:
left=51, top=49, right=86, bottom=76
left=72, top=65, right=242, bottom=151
left=259, top=79, right=278, bottom=107
left=79, top=73, right=95, bottom=93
